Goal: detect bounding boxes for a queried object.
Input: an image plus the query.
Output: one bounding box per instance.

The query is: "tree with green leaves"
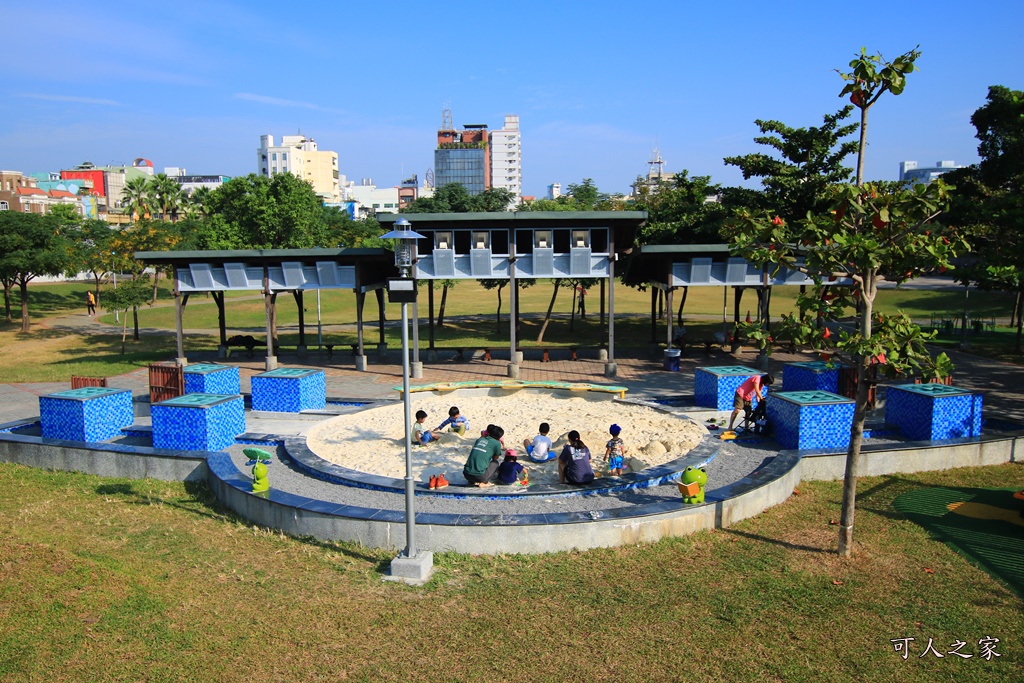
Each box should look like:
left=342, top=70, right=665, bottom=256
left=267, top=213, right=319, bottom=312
left=205, top=173, right=325, bottom=249
left=632, top=170, right=729, bottom=245
left=723, top=107, right=858, bottom=223
left=121, top=176, right=152, bottom=222
left=0, top=212, right=75, bottom=332
left=943, top=85, right=1024, bottom=352
left=150, top=174, right=184, bottom=222
left=724, top=46, right=964, bottom=557
left=69, top=219, right=119, bottom=309
left=104, top=274, right=152, bottom=353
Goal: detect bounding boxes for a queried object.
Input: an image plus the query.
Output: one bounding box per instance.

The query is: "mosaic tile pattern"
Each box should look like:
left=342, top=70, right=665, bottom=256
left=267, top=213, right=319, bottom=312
left=152, top=395, right=245, bottom=451
left=251, top=370, right=326, bottom=412
left=39, top=389, right=134, bottom=442
left=768, top=391, right=854, bottom=450
left=694, top=366, right=758, bottom=410
left=885, top=385, right=983, bottom=441
left=782, top=362, right=840, bottom=393
left=184, top=365, right=240, bottom=395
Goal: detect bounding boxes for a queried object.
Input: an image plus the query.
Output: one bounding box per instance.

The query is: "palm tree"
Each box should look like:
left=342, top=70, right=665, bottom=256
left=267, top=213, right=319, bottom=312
left=150, top=174, right=183, bottom=222
left=187, top=186, right=213, bottom=219
left=122, top=176, right=152, bottom=222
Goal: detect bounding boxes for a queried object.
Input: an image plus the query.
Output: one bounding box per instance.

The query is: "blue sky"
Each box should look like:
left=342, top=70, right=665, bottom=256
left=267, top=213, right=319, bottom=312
left=2, top=1, right=1021, bottom=198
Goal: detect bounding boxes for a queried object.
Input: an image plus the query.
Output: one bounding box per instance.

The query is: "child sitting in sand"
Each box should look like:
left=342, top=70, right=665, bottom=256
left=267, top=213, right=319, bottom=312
left=496, top=449, right=527, bottom=485
left=604, top=423, right=627, bottom=476
left=524, top=422, right=554, bottom=463
left=413, top=410, right=444, bottom=445
left=436, top=406, right=469, bottom=435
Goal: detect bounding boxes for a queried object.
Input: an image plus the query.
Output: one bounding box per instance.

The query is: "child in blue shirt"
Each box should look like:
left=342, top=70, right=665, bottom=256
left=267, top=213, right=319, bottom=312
left=436, top=405, right=470, bottom=435
left=604, top=424, right=627, bottom=476
left=413, top=410, right=443, bottom=445
left=496, top=450, right=527, bottom=485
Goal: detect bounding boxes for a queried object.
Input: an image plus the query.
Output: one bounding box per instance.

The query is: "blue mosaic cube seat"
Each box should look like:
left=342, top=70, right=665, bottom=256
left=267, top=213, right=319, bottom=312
left=39, top=387, right=134, bottom=443
left=151, top=393, right=245, bottom=451
left=183, top=363, right=241, bottom=395
left=251, top=368, right=326, bottom=413
left=782, top=361, right=843, bottom=394
left=885, top=383, right=982, bottom=441
left=766, top=390, right=855, bottom=451
left=694, top=366, right=759, bottom=411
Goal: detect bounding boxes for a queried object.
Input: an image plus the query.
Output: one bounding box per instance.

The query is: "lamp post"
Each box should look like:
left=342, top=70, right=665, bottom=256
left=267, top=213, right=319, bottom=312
left=382, top=217, right=433, bottom=584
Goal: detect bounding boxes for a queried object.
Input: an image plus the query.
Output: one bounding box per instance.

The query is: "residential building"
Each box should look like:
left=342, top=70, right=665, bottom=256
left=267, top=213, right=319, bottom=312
left=346, top=179, right=400, bottom=219
left=434, top=113, right=490, bottom=195
left=547, top=183, right=562, bottom=200
left=165, top=168, right=231, bottom=195
left=398, top=174, right=419, bottom=210
left=0, top=171, right=85, bottom=215
left=257, top=134, right=341, bottom=203
left=899, top=160, right=963, bottom=185
left=490, top=114, right=521, bottom=203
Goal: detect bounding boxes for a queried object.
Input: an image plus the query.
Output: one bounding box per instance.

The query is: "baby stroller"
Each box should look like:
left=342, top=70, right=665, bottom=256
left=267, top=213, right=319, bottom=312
left=740, top=392, right=770, bottom=435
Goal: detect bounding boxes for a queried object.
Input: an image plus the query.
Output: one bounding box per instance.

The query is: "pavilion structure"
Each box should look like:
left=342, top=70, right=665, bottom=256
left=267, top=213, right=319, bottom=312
left=135, top=248, right=396, bottom=371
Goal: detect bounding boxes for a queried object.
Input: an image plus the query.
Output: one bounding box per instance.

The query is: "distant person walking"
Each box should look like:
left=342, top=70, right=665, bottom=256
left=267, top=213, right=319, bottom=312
left=86, top=290, right=96, bottom=318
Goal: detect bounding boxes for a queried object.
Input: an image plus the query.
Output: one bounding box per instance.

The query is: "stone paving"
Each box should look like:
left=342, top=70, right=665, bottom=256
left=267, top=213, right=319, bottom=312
left=4, top=312, right=1023, bottom=425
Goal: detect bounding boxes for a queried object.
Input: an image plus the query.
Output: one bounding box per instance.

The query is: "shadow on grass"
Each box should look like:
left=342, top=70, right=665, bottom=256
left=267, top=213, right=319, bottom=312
left=92, top=478, right=387, bottom=566
left=892, top=485, right=1024, bottom=599
left=722, top=528, right=831, bottom=555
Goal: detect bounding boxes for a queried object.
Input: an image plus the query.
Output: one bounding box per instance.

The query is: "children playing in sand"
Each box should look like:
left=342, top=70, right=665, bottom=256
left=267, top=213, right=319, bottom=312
left=604, top=423, right=627, bottom=476
left=524, top=422, right=554, bottom=463
left=413, top=410, right=444, bottom=445
left=464, top=425, right=505, bottom=487
left=436, top=406, right=469, bottom=435
left=496, top=449, right=528, bottom=485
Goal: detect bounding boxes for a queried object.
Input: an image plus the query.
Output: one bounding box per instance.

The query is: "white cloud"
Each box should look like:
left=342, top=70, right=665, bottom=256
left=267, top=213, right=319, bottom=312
left=233, top=92, right=345, bottom=114
left=16, top=93, right=122, bottom=106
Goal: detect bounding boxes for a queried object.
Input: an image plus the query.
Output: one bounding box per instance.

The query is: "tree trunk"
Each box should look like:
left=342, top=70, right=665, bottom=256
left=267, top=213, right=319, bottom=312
left=121, top=307, right=129, bottom=354
left=93, top=273, right=103, bottom=310
left=837, top=272, right=876, bottom=557
left=536, top=278, right=561, bottom=344
left=676, top=286, right=688, bottom=327
left=19, top=279, right=30, bottom=333
left=1015, top=284, right=1023, bottom=354
left=569, top=286, right=577, bottom=332
left=150, top=269, right=161, bottom=304
left=495, top=286, right=503, bottom=332
left=3, top=283, right=12, bottom=323
left=133, top=306, right=140, bottom=340
left=438, top=285, right=449, bottom=328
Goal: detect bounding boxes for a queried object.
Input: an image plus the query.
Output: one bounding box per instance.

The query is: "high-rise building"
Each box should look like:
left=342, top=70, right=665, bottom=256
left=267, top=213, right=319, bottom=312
left=257, top=134, right=340, bottom=203
left=490, top=114, right=521, bottom=202
left=434, top=108, right=490, bottom=196
left=899, top=160, right=963, bottom=185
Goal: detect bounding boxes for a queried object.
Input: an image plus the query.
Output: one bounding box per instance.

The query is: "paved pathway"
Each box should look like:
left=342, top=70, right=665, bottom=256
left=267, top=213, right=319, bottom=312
left=3, top=312, right=1023, bottom=425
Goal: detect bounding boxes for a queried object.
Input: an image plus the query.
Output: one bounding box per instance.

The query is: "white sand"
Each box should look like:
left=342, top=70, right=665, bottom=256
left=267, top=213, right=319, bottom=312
left=306, top=393, right=706, bottom=486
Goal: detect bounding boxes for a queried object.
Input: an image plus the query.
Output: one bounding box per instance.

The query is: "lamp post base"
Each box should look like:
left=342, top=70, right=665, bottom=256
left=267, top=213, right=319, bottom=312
left=604, top=362, right=618, bottom=378
left=507, top=363, right=520, bottom=379
left=411, top=361, right=423, bottom=379
left=386, top=550, right=434, bottom=585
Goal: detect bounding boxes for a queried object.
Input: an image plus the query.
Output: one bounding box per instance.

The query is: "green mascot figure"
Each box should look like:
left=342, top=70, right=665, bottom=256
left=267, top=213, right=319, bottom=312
left=252, top=461, right=270, bottom=494
left=677, top=466, right=707, bottom=504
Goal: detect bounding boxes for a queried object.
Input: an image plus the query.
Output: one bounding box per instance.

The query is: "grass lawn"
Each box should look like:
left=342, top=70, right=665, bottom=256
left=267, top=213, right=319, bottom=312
left=0, top=462, right=1020, bottom=682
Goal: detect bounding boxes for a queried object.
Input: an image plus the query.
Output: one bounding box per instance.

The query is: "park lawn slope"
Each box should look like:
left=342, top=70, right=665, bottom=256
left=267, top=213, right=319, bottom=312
left=0, top=462, right=1020, bottom=682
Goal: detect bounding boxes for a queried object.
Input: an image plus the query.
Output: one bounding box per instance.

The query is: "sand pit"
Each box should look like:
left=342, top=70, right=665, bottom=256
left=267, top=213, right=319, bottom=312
left=306, top=392, right=706, bottom=486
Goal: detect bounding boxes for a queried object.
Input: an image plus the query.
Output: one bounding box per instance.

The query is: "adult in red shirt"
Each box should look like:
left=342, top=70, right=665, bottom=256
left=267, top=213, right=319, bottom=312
left=727, top=374, right=773, bottom=431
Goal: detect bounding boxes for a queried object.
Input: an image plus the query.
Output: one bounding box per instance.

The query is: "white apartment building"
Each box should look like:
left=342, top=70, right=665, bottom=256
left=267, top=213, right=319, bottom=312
left=257, top=134, right=341, bottom=203
left=899, top=160, right=963, bottom=185
left=490, top=114, right=521, bottom=203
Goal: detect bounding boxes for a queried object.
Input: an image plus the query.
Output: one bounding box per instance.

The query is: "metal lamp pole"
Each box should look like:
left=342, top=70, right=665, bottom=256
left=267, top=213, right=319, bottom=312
left=382, top=218, right=431, bottom=582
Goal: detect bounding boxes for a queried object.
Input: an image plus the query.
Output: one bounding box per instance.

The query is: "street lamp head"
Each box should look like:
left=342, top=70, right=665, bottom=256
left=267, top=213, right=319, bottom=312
left=381, top=217, right=426, bottom=276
